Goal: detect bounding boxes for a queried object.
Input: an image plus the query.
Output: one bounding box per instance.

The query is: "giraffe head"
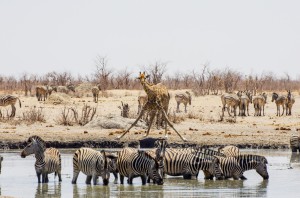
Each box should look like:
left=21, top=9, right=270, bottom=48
left=137, top=72, right=149, bottom=82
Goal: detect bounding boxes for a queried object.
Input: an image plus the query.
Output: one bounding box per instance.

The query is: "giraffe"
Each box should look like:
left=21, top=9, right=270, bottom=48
left=116, top=72, right=187, bottom=141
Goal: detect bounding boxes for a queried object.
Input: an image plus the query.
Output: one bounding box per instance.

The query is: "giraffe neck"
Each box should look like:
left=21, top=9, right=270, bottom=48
left=141, top=80, right=156, bottom=98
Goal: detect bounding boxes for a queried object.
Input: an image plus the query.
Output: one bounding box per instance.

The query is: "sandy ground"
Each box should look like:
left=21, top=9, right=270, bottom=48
left=0, top=89, right=299, bottom=147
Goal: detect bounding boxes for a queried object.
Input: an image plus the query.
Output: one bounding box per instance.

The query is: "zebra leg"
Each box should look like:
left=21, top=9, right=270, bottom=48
left=42, top=173, right=47, bottom=183
left=120, top=175, right=124, bottom=185
left=86, top=175, right=92, bottom=184
left=144, top=111, right=156, bottom=137
left=281, top=104, right=285, bottom=116
left=113, top=172, right=118, bottom=184
left=141, top=174, right=147, bottom=185
left=10, top=105, right=16, bottom=117
left=227, top=106, right=232, bottom=116
left=116, top=109, right=145, bottom=140
left=183, top=174, right=192, bottom=180
left=71, top=171, right=80, bottom=184
left=176, top=102, right=180, bottom=113
left=159, top=106, right=187, bottom=141
left=37, top=172, right=42, bottom=183
left=92, top=175, right=98, bottom=185
left=240, top=175, right=247, bottom=180
left=184, top=104, right=187, bottom=113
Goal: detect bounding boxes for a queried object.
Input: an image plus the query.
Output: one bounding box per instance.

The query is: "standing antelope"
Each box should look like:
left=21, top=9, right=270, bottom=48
left=271, top=92, right=287, bottom=116
left=175, top=91, right=192, bottom=113
left=253, top=93, right=267, bottom=116
left=0, top=95, right=22, bottom=117
left=286, top=90, right=295, bottom=116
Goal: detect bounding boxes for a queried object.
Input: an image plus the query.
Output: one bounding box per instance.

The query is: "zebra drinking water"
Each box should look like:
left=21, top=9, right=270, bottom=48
left=71, top=148, right=117, bottom=185
left=20, top=136, right=62, bottom=183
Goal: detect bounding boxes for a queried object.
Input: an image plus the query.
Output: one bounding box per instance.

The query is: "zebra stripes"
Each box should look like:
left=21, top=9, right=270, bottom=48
left=72, top=148, right=116, bottom=185
left=92, top=84, right=101, bottom=103
left=117, top=148, right=164, bottom=185
left=163, top=148, right=224, bottom=180
left=219, top=145, right=240, bottom=157
left=0, top=95, right=21, bottom=117
left=253, top=93, right=267, bottom=116
left=271, top=92, right=287, bottom=116
left=20, top=136, right=62, bottom=183
left=239, top=92, right=252, bottom=116
left=286, top=90, right=295, bottom=116
left=221, top=93, right=240, bottom=117
left=290, top=135, right=300, bottom=152
left=215, top=156, right=244, bottom=180
left=175, top=91, right=192, bottom=113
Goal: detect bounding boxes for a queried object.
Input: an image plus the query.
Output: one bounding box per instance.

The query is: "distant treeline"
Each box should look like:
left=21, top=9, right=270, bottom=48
left=0, top=57, right=299, bottom=96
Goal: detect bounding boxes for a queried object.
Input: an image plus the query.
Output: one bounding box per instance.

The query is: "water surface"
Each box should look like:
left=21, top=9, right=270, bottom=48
left=0, top=149, right=299, bottom=198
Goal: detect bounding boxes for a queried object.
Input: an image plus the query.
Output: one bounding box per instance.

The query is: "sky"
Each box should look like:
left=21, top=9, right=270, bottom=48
left=0, top=0, right=300, bottom=79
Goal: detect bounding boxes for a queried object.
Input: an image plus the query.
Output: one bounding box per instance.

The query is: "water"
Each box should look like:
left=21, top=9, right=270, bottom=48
left=0, top=149, right=299, bottom=198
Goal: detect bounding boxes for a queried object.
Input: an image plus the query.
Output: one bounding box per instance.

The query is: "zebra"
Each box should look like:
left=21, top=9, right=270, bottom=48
left=215, top=156, right=245, bottom=180
left=253, top=93, right=267, bottom=116
left=175, top=91, right=192, bottom=113
left=0, top=155, right=3, bottom=174
left=239, top=91, right=252, bottom=116
left=92, top=84, right=101, bottom=103
left=221, top=93, right=240, bottom=117
left=36, top=85, right=57, bottom=101
left=286, top=90, right=295, bottom=116
left=0, top=95, right=22, bottom=117
left=290, top=135, right=300, bottom=152
left=219, top=145, right=240, bottom=157
left=71, top=148, right=117, bottom=185
left=271, top=92, right=287, bottom=116
left=57, top=85, right=76, bottom=94
left=20, top=135, right=62, bottom=183
left=234, top=154, right=269, bottom=180
left=117, top=147, right=164, bottom=185
left=163, top=149, right=224, bottom=180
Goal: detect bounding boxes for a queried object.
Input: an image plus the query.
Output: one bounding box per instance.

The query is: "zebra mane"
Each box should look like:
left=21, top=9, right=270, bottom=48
left=236, top=154, right=268, bottom=164
left=27, top=135, right=46, bottom=150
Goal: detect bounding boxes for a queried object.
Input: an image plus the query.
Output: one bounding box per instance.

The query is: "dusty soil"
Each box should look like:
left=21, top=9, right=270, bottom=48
left=0, top=89, right=299, bottom=149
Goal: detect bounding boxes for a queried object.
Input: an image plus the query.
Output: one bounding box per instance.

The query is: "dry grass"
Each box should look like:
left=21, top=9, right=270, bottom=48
left=21, top=107, right=46, bottom=124
left=168, top=111, right=186, bottom=124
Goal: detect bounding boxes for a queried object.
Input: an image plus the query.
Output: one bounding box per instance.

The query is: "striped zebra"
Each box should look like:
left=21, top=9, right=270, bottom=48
left=221, top=93, right=240, bottom=117
left=286, top=90, right=295, bottom=116
left=175, top=91, right=192, bottom=113
left=271, top=92, right=287, bottom=116
left=234, top=154, right=269, bottom=180
left=239, top=92, right=252, bottom=116
left=57, top=85, right=76, bottom=94
left=253, top=93, right=267, bottom=116
left=215, top=156, right=245, bottom=180
left=20, top=136, right=62, bottom=183
left=92, top=84, right=101, bottom=103
left=0, top=95, right=22, bottom=117
left=163, top=148, right=224, bottom=180
left=0, top=155, right=3, bottom=174
left=290, top=135, right=300, bottom=152
left=219, top=145, right=240, bottom=157
left=72, top=148, right=117, bottom=185
left=117, top=148, right=164, bottom=185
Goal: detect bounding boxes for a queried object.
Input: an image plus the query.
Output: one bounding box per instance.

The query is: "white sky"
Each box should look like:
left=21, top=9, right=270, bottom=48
left=1, top=0, right=300, bottom=79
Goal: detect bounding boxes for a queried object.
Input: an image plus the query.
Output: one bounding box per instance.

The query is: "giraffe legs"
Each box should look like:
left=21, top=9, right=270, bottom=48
left=144, top=111, right=156, bottom=137
left=116, top=109, right=145, bottom=140
left=159, top=106, right=187, bottom=142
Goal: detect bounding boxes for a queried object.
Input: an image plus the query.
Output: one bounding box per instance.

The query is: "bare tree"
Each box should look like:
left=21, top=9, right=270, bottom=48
left=145, top=61, right=167, bottom=84
left=94, top=55, right=112, bottom=90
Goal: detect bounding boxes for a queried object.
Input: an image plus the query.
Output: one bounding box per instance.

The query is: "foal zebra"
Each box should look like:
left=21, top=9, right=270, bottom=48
left=286, top=90, right=295, bottom=116
left=0, top=95, right=22, bottom=117
left=92, top=84, right=101, bottom=103
left=117, top=148, right=164, bottom=185
left=290, top=135, right=300, bottom=152
left=253, top=93, right=267, bottom=116
left=271, top=92, right=287, bottom=116
left=72, top=148, right=117, bottom=185
left=20, top=136, right=62, bottom=183
left=221, top=93, right=240, bottom=117
left=175, top=91, right=192, bottom=113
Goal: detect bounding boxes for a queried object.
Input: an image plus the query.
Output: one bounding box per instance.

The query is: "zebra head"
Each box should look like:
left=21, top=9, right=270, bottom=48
left=254, top=156, right=269, bottom=180
left=210, top=156, right=224, bottom=180
left=98, top=150, right=111, bottom=185
left=154, top=138, right=168, bottom=161
left=0, top=156, right=3, bottom=174
left=142, top=151, right=164, bottom=185
left=67, top=84, right=76, bottom=92
left=21, top=136, right=46, bottom=158
left=271, top=93, right=278, bottom=102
